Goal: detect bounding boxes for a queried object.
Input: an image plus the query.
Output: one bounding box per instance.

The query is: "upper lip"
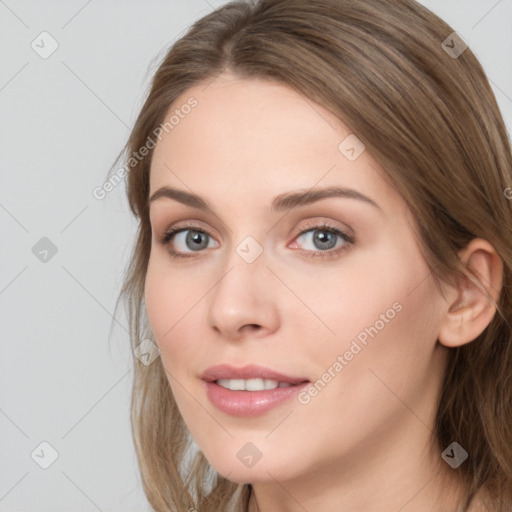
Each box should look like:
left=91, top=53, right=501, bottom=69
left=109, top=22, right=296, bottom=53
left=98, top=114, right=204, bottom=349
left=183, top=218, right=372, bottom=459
left=201, top=364, right=309, bottom=384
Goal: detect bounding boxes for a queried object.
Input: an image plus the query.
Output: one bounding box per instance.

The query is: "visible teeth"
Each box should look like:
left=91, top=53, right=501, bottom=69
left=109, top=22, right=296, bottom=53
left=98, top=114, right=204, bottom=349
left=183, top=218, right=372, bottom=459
left=246, top=378, right=271, bottom=391
left=220, top=378, right=245, bottom=390
left=264, top=379, right=278, bottom=390
left=216, top=378, right=294, bottom=391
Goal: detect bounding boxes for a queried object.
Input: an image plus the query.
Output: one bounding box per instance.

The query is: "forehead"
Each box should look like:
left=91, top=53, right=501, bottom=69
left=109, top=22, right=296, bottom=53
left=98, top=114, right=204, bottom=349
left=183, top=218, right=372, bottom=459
left=149, top=73, right=404, bottom=218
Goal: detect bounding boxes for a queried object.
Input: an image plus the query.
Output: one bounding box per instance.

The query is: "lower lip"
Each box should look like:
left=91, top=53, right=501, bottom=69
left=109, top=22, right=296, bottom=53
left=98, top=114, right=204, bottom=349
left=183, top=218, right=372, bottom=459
left=204, top=381, right=309, bottom=417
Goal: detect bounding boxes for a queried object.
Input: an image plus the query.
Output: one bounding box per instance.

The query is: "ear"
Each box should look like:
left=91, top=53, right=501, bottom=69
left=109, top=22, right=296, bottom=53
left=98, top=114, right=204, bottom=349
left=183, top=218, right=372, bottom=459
left=437, top=238, right=503, bottom=348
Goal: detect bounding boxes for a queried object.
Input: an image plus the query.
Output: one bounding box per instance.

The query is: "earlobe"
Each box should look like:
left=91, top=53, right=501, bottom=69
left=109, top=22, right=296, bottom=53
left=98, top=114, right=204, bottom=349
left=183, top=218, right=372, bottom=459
left=437, top=238, right=503, bottom=348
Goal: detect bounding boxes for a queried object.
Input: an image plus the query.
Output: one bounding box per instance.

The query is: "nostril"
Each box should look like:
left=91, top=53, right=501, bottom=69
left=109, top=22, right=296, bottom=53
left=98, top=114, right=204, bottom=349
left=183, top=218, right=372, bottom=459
left=242, top=324, right=261, bottom=331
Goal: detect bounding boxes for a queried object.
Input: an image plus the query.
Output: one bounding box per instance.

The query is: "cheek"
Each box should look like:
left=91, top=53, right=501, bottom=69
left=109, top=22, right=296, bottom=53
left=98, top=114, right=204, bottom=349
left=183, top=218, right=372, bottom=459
left=279, top=248, right=412, bottom=352
left=144, top=256, right=208, bottom=373
left=286, top=264, right=442, bottom=468
left=298, top=238, right=440, bottom=384
left=307, top=251, right=441, bottom=414
left=144, top=258, right=185, bottom=357
left=145, top=251, right=197, bottom=334
left=144, top=260, right=173, bottom=340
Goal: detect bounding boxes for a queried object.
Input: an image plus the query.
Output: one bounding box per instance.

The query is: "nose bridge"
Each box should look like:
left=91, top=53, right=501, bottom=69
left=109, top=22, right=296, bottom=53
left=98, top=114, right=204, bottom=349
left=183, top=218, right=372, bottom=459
left=217, top=222, right=268, bottom=284
left=213, top=234, right=267, bottom=308
left=207, top=233, right=279, bottom=337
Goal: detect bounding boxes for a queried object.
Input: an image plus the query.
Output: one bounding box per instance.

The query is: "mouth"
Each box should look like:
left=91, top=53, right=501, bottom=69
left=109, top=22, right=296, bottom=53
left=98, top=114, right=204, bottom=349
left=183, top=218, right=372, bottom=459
left=201, top=363, right=309, bottom=387
left=214, top=378, right=304, bottom=391
left=201, top=364, right=310, bottom=417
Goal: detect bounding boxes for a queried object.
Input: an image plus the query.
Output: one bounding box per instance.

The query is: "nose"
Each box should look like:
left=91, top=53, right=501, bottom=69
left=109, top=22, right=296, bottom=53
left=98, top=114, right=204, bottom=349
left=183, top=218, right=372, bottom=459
left=207, top=249, right=280, bottom=341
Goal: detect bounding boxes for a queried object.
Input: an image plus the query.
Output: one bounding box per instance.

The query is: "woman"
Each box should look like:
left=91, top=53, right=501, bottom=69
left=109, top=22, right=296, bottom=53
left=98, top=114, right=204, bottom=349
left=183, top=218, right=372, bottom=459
left=110, top=0, right=512, bottom=510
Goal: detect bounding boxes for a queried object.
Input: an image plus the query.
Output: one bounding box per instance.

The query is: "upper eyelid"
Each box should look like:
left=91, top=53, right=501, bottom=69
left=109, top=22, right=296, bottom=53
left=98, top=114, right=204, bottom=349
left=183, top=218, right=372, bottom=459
left=162, top=220, right=348, bottom=235
left=158, top=213, right=353, bottom=233
left=161, top=221, right=353, bottom=246
left=159, top=219, right=215, bottom=236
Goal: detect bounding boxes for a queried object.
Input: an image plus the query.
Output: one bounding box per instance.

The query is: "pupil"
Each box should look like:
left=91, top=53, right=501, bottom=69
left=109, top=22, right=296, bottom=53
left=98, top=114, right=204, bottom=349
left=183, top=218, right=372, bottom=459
left=314, top=230, right=336, bottom=250
left=187, top=231, right=208, bottom=251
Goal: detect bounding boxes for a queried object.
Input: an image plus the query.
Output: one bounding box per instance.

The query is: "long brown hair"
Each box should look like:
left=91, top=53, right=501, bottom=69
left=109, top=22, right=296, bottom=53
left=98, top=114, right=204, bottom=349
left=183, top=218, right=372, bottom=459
left=110, top=0, right=512, bottom=510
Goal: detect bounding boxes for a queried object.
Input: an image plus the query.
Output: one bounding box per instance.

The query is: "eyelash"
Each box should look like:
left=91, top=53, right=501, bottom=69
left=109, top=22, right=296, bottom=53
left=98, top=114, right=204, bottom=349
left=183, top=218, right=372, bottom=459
left=159, top=221, right=355, bottom=260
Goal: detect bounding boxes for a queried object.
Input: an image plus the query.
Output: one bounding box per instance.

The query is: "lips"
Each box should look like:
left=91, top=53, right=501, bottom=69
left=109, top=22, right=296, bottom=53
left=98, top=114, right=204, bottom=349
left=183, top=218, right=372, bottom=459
left=201, top=364, right=310, bottom=417
left=201, top=364, right=309, bottom=385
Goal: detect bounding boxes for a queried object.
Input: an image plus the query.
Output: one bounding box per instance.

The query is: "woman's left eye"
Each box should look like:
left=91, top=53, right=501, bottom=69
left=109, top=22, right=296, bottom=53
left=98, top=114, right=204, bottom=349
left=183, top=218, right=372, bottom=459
left=291, top=225, right=354, bottom=259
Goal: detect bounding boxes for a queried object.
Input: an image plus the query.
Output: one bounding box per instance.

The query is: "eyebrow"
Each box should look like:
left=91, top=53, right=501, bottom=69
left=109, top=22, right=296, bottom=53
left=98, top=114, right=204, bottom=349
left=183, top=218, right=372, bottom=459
left=149, top=185, right=382, bottom=213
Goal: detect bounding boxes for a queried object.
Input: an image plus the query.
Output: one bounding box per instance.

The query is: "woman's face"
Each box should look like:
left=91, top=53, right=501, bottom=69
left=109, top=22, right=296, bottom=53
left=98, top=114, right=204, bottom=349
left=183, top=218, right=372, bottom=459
left=145, top=72, right=451, bottom=485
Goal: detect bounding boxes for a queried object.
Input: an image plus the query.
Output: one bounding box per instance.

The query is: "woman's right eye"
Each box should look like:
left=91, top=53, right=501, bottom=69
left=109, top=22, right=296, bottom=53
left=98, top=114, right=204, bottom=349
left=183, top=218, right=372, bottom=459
left=161, top=227, right=219, bottom=259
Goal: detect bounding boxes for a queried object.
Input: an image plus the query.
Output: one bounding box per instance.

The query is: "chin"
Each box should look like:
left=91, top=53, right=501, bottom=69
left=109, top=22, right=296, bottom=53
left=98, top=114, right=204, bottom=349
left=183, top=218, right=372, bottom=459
left=203, top=450, right=297, bottom=485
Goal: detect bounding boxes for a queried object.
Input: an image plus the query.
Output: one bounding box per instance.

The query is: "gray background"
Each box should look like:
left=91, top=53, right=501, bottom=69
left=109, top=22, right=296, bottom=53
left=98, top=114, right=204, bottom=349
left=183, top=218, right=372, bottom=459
left=1, top=1, right=511, bottom=511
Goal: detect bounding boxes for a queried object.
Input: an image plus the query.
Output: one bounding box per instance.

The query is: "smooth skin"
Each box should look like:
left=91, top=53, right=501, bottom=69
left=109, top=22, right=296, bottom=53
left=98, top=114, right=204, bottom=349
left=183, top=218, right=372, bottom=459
left=145, top=72, right=503, bottom=512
